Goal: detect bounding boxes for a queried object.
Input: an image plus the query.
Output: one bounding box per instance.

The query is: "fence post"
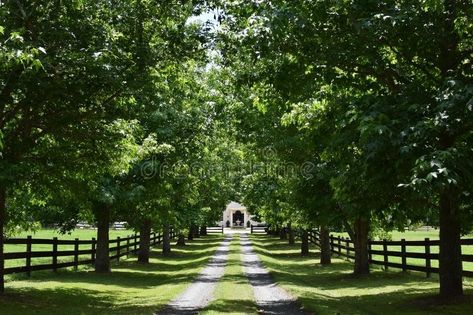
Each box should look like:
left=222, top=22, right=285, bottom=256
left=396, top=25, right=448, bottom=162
left=251, top=225, right=253, bottom=234
left=401, top=238, right=407, bottom=272
left=74, top=238, right=79, bottom=271
left=329, top=235, right=334, bottom=253
left=346, top=238, right=350, bottom=258
left=91, top=237, right=96, bottom=262
left=52, top=237, right=58, bottom=273
left=221, top=226, right=224, bottom=234
left=116, top=237, right=121, bottom=262
left=126, top=236, right=130, bottom=258
left=425, top=238, right=431, bottom=278
left=383, top=239, right=388, bottom=271
left=337, top=236, right=341, bottom=256
left=134, top=233, right=138, bottom=253
left=26, top=235, right=32, bottom=277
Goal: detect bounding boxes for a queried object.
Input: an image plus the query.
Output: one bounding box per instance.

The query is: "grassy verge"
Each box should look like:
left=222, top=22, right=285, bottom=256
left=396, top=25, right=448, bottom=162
left=1, top=235, right=223, bottom=315
left=250, top=234, right=473, bottom=315
left=201, top=234, right=257, bottom=315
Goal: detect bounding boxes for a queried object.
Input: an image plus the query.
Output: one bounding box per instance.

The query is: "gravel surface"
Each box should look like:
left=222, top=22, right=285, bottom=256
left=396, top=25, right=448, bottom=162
left=240, top=234, right=309, bottom=315
left=158, top=235, right=232, bottom=315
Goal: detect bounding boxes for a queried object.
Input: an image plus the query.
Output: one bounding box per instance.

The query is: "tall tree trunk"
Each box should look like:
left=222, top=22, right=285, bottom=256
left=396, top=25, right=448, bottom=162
left=320, top=226, right=331, bottom=265
left=301, top=229, right=309, bottom=256
left=162, top=224, right=171, bottom=256
left=176, top=233, right=186, bottom=246
left=353, top=218, right=370, bottom=275
left=436, top=0, right=463, bottom=299
left=94, top=203, right=111, bottom=273
left=187, top=225, right=194, bottom=241
left=439, top=189, right=463, bottom=298
left=287, top=223, right=295, bottom=245
left=0, top=186, right=6, bottom=293
left=138, top=219, right=151, bottom=263
left=200, top=226, right=207, bottom=236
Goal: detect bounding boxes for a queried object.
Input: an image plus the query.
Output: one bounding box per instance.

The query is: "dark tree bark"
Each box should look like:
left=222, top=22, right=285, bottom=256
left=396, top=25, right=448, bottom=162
left=287, top=223, right=295, bottom=245
left=439, top=189, right=463, bottom=298
left=436, top=0, right=463, bottom=299
left=320, top=226, right=331, bottom=265
left=187, top=225, right=194, bottom=241
left=94, top=203, right=111, bottom=273
left=200, top=226, right=207, bottom=236
left=301, top=229, right=309, bottom=256
left=353, top=218, right=369, bottom=275
left=0, top=186, right=6, bottom=293
left=138, top=219, right=152, bottom=263
left=162, top=224, right=171, bottom=256
left=176, top=233, right=186, bottom=246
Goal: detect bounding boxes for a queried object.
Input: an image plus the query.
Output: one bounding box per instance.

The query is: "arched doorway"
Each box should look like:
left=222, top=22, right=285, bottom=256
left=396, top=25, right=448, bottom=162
left=232, top=210, right=244, bottom=227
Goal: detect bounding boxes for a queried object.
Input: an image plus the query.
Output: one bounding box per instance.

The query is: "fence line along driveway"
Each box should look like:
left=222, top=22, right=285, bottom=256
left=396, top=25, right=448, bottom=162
left=2, top=231, right=175, bottom=276
left=308, top=230, right=473, bottom=277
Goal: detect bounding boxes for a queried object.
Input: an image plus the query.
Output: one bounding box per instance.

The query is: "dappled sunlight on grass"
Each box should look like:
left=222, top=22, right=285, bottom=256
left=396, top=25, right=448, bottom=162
left=1, top=235, right=223, bottom=315
left=250, top=234, right=473, bottom=315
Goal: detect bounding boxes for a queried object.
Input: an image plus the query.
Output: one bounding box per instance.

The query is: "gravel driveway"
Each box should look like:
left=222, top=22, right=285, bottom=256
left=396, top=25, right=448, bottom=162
left=240, top=234, right=308, bottom=315
left=158, top=235, right=232, bottom=315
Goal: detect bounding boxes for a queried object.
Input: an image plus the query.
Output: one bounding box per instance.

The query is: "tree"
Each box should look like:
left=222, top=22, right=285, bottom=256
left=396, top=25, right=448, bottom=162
left=0, top=0, right=149, bottom=290
left=1, top=0, right=212, bottom=281
left=217, top=0, right=473, bottom=296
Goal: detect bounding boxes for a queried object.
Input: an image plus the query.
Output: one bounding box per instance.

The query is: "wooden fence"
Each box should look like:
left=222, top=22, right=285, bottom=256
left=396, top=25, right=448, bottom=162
left=206, top=226, right=224, bottom=234
left=251, top=225, right=267, bottom=234
left=3, top=230, right=175, bottom=276
left=308, top=230, right=473, bottom=278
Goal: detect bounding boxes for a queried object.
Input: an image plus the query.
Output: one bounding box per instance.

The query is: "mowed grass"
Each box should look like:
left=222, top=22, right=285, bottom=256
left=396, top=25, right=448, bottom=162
left=1, top=234, right=223, bottom=315
left=250, top=234, right=473, bottom=315
left=332, top=229, right=473, bottom=272
left=202, top=234, right=257, bottom=315
left=5, top=229, right=135, bottom=269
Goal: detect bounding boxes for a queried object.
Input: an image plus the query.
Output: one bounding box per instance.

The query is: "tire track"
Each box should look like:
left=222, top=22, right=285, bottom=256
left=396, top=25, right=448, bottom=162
left=158, top=235, right=232, bottom=315
left=240, top=234, right=308, bottom=315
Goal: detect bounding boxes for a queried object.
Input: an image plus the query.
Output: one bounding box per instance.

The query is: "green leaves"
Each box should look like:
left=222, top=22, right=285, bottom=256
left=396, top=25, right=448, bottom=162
left=215, top=0, right=473, bottom=234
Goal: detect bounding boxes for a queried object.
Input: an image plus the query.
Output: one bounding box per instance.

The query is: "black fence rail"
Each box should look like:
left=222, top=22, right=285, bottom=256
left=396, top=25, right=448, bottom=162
left=3, top=230, right=175, bottom=276
left=206, top=226, right=224, bottom=234
left=308, top=230, right=473, bottom=278
left=251, top=225, right=267, bottom=234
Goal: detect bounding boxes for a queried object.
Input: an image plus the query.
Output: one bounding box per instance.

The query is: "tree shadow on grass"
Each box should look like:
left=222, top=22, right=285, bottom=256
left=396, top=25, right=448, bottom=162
left=10, top=268, right=200, bottom=289
left=0, top=286, right=167, bottom=315
left=296, top=285, right=473, bottom=315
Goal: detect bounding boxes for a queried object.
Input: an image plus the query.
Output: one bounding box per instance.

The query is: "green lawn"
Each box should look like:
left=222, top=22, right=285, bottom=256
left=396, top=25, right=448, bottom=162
left=250, top=234, right=473, bottom=315
left=5, top=229, right=136, bottom=269
left=202, top=234, right=257, bottom=315
left=1, top=234, right=223, bottom=315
